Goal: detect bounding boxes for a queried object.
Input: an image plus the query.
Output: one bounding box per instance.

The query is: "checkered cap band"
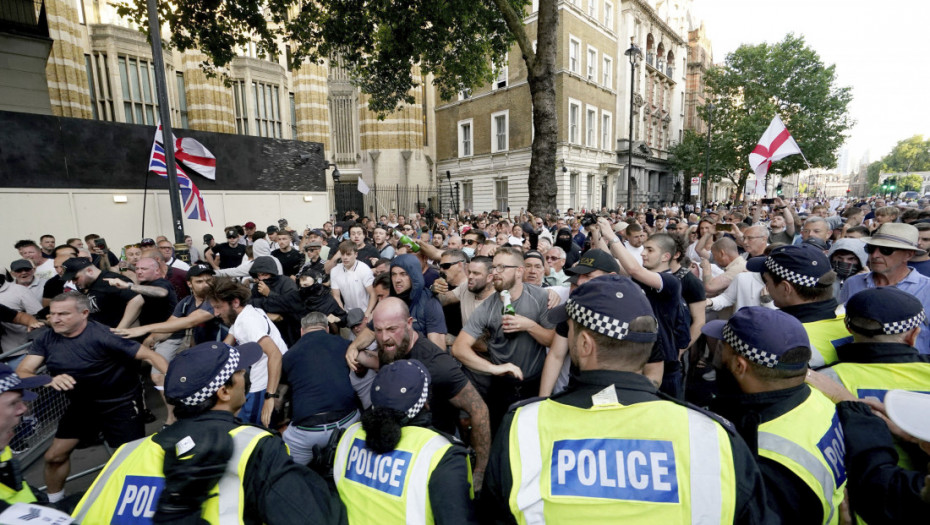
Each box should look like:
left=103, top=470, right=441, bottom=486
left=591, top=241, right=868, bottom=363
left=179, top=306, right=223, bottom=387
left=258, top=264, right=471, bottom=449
left=407, top=372, right=430, bottom=420
left=723, top=324, right=780, bottom=368
left=0, top=374, right=22, bottom=394
left=566, top=299, right=630, bottom=340
left=764, top=257, right=820, bottom=288
left=882, top=311, right=927, bottom=335
left=179, top=348, right=241, bottom=406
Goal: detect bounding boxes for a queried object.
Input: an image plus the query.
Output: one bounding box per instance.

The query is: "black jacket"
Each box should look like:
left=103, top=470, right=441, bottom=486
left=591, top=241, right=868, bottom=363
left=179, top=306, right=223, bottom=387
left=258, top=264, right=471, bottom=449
left=249, top=256, right=302, bottom=344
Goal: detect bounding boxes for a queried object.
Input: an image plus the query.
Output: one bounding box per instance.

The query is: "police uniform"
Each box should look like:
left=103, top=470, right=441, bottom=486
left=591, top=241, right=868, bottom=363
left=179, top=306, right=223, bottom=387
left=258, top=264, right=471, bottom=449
left=70, top=342, right=345, bottom=525
left=481, top=275, right=774, bottom=525
left=333, top=360, right=477, bottom=525
left=705, top=308, right=848, bottom=525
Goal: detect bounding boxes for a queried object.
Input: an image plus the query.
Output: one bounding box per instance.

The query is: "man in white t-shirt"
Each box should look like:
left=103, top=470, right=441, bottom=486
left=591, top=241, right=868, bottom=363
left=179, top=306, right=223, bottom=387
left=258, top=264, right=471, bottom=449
left=329, top=241, right=377, bottom=321
left=157, top=239, right=191, bottom=271
left=208, top=278, right=287, bottom=427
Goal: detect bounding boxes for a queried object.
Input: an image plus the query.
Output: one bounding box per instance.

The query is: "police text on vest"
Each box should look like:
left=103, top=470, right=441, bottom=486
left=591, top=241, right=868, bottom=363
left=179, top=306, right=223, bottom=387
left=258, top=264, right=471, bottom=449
left=345, top=438, right=412, bottom=497
left=112, top=475, right=165, bottom=525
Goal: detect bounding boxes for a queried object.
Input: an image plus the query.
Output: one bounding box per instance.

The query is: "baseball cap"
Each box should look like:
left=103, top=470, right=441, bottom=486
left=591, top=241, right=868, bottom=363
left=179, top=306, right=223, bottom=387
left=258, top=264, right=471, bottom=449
left=165, top=342, right=263, bottom=406
left=306, top=241, right=323, bottom=248
left=746, top=244, right=831, bottom=288
left=844, top=287, right=926, bottom=336
left=346, top=308, right=365, bottom=328
left=309, top=229, right=326, bottom=238
left=60, top=258, right=93, bottom=282
left=266, top=225, right=279, bottom=234
left=549, top=274, right=657, bottom=343
left=203, top=234, right=214, bottom=244
left=884, top=390, right=930, bottom=442
left=702, top=307, right=810, bottom=370
left=187, top=264, right=215, bottom=278
left=140, top=238, right=156, bottom=247
left=0, top=362, right=50, bottom=401
left=524, top=250, right=544, bottom=263
left=244, top=221, right=256, bottom=229
left=565, top=249, right=621, bottom=276
left=225, top=229, right=238, bottom=238
left=10, top=259, right=33, bottom=272
left=371, top=360, right=431, bottom=419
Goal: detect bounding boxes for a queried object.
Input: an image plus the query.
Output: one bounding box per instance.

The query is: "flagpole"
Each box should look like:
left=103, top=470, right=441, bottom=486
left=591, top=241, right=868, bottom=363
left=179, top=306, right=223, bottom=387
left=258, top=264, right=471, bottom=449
left=145, top=0, right=188, bottom=260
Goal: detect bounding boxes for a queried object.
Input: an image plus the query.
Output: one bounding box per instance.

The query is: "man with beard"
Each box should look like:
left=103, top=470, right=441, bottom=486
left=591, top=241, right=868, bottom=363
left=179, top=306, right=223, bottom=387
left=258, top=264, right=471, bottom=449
left=388, top=254, right=447, bottom=348
left=703, top=308, right=846, bottom=525
left=208, top=278, right=287, bottom=427
left=369, top=298, right=491, bottom=491
left=452, top=247, right=556, bottom=432
left=434, top=256, right=496, bottom=327
left=554, top=228, right=581, bottom=268
left=372, top=225, right=395, bottom=260
left=429, top=249, right=470, bottom=345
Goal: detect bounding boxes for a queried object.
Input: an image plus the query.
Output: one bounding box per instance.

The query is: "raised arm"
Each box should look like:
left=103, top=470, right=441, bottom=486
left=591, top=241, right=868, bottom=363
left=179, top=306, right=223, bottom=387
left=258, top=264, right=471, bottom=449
left=598, top=218, right=663, bottom=290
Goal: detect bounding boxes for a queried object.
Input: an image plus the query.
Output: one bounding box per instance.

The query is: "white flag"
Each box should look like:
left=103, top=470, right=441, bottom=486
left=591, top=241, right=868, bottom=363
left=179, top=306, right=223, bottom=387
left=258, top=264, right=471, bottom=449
left=357, top=177, right=370, bottom=195
left=748, top=115, right=802, bottom=179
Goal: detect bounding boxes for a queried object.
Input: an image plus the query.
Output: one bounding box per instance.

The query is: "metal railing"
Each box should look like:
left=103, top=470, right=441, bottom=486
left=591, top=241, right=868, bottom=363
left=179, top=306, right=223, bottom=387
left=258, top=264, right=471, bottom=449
left=334, top=183, right=443, bottom=221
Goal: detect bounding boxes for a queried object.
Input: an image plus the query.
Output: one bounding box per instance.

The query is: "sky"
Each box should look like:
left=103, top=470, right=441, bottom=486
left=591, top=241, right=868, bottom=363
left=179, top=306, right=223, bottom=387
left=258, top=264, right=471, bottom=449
left=691, top=0, right=930, bottom=169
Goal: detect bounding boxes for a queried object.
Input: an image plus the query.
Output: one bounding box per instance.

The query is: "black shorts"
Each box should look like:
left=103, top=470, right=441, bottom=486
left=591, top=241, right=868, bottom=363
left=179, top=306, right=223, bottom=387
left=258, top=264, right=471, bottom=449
left=56, top=395, right=145, bottom=447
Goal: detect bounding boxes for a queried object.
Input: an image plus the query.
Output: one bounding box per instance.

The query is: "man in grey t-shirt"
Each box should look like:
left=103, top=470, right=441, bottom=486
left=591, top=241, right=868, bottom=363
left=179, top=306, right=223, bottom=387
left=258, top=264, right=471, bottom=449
left=452, top=247, right=555, bottom=431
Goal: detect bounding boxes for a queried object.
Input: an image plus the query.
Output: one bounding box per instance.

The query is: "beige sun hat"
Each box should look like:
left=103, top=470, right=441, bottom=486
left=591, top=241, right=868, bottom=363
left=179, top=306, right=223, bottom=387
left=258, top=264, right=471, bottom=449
left=867, top=223, right=927, bottom=256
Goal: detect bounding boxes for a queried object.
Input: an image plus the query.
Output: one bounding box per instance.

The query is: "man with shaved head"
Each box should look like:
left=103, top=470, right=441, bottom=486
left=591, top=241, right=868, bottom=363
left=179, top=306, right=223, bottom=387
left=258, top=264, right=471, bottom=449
left=701, top=237, right=747, bottom=297
left=363, top=297, right=492, bottom=490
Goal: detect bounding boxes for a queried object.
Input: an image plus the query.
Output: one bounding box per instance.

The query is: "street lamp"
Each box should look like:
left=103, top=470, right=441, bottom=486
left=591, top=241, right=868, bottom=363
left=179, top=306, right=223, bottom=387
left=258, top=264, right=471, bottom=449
left=327, top=162, right=341, bottom=183
left=624, top=39, right=642, bottom=210
left=704, top=102, right=716, bottom=206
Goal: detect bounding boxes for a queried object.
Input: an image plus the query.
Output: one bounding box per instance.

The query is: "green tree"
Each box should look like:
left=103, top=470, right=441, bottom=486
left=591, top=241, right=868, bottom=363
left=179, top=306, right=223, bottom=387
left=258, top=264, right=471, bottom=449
left=668, top=129, right=714, bottom=201
left=881, top=135, right=930, bottom=173
left=701, top=34, right=853, bottom=197
left=898, top=174, right=923, bottom=192
left=116, top=0, right=564, bottom=214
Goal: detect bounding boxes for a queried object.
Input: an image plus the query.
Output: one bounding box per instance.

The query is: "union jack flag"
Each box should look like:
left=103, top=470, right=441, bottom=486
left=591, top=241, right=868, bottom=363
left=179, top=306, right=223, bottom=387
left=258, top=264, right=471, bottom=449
left=148, top=133, right=213, bottom=226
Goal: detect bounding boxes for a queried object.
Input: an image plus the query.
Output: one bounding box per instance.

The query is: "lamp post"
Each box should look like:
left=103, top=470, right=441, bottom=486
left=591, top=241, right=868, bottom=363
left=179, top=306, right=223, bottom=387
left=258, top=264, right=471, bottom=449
left=328, top=162, right=340, bottom=217
left=703, top=102, right=715, bottom=206
left=624, top=40, right=642, bottom=210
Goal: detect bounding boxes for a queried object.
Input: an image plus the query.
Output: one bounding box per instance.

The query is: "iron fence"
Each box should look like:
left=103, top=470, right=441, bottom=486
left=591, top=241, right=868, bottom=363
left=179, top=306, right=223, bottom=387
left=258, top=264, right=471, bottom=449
left=333, top=183, right=449, bottom=221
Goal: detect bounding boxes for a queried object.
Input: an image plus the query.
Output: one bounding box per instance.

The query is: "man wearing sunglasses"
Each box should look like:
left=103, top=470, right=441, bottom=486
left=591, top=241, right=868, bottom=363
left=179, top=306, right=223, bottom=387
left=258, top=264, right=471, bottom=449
left=211, top=228, right=247, bottom=271
left=839, top=222, right=930, bottom=354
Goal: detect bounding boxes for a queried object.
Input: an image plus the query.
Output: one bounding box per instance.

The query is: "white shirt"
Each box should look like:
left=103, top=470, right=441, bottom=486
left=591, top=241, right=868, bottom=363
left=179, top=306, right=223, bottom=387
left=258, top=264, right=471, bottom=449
left=167, top=258, right=191, bottom=272
left=708, top=271, right=776, bottom=312
left=18, top=277, right=46, bottom=304
left=330, top=261, right=374, bottom=312
left=624, top=241, right=645, bottom=266
left=34, top=259, right=55, bottom=281
left=229, top=305, right=288, bottom=393
left=0, top=281, right=42, bottom=352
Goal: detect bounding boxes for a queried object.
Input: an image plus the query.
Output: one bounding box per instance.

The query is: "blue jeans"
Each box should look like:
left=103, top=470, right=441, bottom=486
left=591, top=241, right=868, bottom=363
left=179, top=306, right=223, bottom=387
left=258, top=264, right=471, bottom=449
left=238, top=391, right=265, bottom=426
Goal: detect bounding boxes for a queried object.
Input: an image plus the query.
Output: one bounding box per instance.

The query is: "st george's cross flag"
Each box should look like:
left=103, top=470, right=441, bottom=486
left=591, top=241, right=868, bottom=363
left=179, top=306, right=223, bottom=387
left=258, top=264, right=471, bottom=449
left=155, top=126, right=217, bottom=180
left=748, top=115, right=802, bottom=179
left=148, top=125, right=214, bottom=225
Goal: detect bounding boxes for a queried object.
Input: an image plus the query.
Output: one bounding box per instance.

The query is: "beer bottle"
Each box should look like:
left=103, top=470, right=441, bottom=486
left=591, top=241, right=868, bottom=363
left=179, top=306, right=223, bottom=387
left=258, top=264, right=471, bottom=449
left=393, top=230, right=420, bottom=253
left=501, top=290, right=516, bottom=315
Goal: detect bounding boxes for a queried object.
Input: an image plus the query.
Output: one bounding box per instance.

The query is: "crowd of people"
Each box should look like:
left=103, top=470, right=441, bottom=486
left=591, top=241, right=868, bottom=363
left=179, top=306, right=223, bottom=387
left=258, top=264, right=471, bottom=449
left=0, top=197, right=928, bottom=523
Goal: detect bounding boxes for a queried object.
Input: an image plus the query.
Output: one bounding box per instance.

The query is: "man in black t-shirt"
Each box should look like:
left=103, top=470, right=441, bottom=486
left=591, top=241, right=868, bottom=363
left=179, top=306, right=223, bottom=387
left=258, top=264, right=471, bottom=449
left=211, top=228, right=247, bottom=270
left=105, top=256, right=178, bottom=327
left=271, top=234, right=304, bottom=278
left=369, top=297, right=492, bottom=490
left=16, top=292, right=168, bottom=502
left=62, top=257, right=137, bottom=328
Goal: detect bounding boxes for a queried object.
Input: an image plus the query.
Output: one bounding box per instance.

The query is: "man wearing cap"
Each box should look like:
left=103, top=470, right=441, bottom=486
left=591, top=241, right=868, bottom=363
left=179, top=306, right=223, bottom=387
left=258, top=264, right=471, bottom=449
left=819, top=287, right=930, bottom=467
left=839, top=222, right=930, bottom=354
left=703, top=307, right=847, bottom=525
left=747, top=244, right=851, bottom=367
left=71, top=341, right=345, bottom=524
left=210, top=228, right=247, bottom=270
left=60, top=257, right=138, bottom=328
left=243, top=221, right=257, bottom=245
left=482, top=275, right=773, bottom=524
left=0, top=263, right=43, bottom=354
left=17, top=291, right=169, bottom=503
left=10, top=259, right=46, bottom=303
left=334, top=360, right=476, bottom=524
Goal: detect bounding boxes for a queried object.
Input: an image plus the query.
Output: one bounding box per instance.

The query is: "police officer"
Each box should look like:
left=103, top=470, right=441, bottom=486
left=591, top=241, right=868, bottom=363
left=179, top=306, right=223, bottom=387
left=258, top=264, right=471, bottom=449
left=71, top=341, right=345, bottom=524
left=746, top=244, right=851, bottom=366
left=481, top=275, right=773, bottom=524
left=0, top=363, right=74, bottom=522
left=704, top=308, right=847, bottom=525
left=820, top=287, right=930, bottom=469
left=333, top=360, right=477, bottom=524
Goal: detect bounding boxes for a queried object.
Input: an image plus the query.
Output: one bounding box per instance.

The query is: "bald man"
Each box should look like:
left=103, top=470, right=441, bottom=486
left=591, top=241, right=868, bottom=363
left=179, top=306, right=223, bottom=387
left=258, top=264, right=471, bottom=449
left=701, top=237, right=747, bottom=296
left=350, top=297, right=492, bottom=490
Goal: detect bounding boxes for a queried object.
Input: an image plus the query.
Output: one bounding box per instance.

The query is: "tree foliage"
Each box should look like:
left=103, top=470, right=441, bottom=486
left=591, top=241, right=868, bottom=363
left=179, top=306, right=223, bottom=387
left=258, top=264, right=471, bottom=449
left=116, top=0, right=564, bottom=214
left=693, top=34, right=853, bottom=197
left=865, top=136, right=930, bottom=194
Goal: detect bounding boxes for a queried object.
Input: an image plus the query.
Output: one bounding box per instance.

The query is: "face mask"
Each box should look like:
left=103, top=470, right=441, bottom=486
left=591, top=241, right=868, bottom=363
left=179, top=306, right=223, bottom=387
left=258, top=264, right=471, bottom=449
left=462, top=247, right=475, bottom=258
left=299, top=284, right=323, bottom=299
left=831, top=260, right=861, bottom=280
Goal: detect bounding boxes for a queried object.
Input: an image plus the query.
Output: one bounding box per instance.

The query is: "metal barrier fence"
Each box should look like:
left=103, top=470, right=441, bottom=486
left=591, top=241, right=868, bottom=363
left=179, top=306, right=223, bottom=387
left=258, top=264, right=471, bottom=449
left=333, top=182, right=444, bottom=221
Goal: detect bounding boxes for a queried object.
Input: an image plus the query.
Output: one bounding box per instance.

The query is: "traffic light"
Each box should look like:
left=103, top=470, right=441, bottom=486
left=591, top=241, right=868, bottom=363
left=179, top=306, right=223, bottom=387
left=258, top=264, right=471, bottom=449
left=775, top=183, right=783, bottom=196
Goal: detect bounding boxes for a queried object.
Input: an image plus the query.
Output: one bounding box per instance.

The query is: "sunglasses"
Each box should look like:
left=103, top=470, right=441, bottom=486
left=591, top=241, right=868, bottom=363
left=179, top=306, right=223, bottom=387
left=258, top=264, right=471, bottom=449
left=463, top=239, right=477, bottom=245
left=439, top=261, right=464, bottom=270
left=865, top=244, right=896, bottom=256
left=545, top=256, right=562, bottom=261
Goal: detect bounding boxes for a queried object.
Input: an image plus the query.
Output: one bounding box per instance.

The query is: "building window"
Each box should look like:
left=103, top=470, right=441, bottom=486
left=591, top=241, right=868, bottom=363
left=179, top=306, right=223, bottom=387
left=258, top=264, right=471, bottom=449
left=601, top=110, right=612, bottom=151
left=458, top=89, right=471, bottom=101
left=289, top=92, right=297, bottom=139
left=587, top=47, right=597, bottom=81
left=604, top=1, right=612, bottom=28
left=570, top=173, right=579, bottom=209
left=588, top=0, right=596, bottom=18
left=252, top=81, right=282, bottom=138
left=568, top=99, right=581, bottom=144
left=118, top=56, right=159, bottom=125
left=330, top=95, right=357, bottom=159
left=587, top=174, right=596, bottom=209
left=232, top=80, right=249, bottom=134
left=495, top=179, right=508, bottom=211
left=463, top=181, right=474, bottom=211
left=175, top=73, right=188, bottom=129
left=84, top=55, right=98, bottom=120
left=586, top=106, right=597, bottom=148
left=87, top=52, right=114, bottom=121
left=493, top=55, right=508, bottom=90
left=491, top=110, right=509, bottom=153
left=458, top=119, right=473, bottom=157
left=76, top=0, right=86, bottom=24
left=602, top=55, right=612, bottom=88
left=569, top=37, right=581, bottom=74
left=531, top=0, right=539, bottom=12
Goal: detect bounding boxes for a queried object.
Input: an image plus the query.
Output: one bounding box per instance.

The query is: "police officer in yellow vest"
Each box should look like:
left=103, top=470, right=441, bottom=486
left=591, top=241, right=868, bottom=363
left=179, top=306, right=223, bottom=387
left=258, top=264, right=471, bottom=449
left=747, top=244, right=851, bottom=367
left=481, top=274, right=775, bottom=524
left=334, top=359, right=477, bottom=524
left=71, top=342, right=346, bottom=524
left=0, top=363, right=74, bottom=522
left=705, top=307, right=847, bottom=525
left=820, top=286, right=930, bottom=470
